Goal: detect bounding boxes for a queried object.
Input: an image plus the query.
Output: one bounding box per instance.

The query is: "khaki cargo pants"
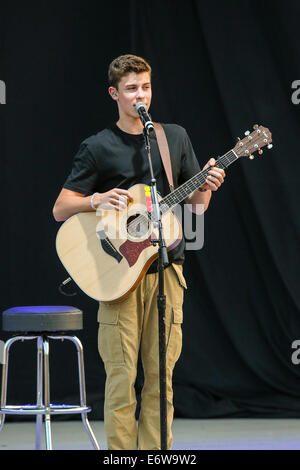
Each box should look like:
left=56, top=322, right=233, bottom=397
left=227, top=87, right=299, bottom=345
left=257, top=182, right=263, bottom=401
left=97, top=263, right=187, bottom=450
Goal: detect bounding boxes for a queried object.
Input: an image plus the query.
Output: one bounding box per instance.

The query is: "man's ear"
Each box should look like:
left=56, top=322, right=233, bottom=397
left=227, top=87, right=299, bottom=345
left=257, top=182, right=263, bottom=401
left=109, top=87, right=118, bottom=100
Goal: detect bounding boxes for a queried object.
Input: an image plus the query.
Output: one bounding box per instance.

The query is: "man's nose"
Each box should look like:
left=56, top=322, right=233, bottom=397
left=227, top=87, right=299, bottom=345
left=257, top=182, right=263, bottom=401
left=136, top=88, right=145, bottom=100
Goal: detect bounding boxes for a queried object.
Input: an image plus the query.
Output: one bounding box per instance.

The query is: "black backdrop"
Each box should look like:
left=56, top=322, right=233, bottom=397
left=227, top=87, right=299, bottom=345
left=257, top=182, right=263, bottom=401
left=1, top=0, right=300, bottom=421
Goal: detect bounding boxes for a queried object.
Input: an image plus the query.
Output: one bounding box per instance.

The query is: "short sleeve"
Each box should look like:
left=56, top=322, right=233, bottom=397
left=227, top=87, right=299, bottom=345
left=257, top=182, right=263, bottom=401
left=178, top=130, right=201, bottom=185
left=63, top=143, right=98, bottom=195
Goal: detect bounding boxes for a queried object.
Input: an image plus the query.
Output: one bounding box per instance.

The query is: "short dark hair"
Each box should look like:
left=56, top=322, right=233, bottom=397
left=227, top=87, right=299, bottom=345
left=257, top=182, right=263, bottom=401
left=108, top=54, right=151, bottom=89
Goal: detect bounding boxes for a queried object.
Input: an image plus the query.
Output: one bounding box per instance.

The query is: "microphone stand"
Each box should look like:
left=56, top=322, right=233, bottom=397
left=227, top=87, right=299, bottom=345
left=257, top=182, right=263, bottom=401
left=142, top=126, right=169, bottom=450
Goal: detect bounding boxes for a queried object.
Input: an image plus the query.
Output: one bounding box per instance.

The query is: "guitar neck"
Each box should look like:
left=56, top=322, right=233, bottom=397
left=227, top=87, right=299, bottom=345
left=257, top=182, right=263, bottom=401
left=160, top=149, right=238, bottom=213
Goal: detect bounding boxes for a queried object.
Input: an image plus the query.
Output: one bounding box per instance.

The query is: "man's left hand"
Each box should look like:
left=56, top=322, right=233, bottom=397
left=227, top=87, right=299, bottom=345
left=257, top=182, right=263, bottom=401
left=201, top=158, right=225, bottom=191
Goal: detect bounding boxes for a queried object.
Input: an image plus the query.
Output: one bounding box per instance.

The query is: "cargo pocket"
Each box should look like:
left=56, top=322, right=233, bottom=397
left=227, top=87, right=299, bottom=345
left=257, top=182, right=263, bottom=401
left=98, top=303, right=125, bottom=365
left=167, top=306, right=183, bottom=367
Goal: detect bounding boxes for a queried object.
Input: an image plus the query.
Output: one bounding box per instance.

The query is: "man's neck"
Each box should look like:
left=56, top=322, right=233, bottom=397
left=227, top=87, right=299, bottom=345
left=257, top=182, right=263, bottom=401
left=116, top=117, right=144, bottom=135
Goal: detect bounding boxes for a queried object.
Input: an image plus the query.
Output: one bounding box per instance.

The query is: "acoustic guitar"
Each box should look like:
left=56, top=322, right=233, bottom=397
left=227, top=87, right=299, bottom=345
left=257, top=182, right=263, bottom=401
left=56, top=124, right=272, bottom=302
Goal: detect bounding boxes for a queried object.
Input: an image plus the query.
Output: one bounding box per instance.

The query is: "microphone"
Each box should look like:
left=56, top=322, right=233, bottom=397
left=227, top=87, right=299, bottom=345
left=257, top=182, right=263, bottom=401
left=135, top=102, right=154, bottom=132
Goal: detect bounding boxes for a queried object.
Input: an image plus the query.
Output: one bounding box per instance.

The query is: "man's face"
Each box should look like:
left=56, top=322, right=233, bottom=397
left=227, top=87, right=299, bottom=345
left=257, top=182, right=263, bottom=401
left=113, top=72, right=152, bottom=119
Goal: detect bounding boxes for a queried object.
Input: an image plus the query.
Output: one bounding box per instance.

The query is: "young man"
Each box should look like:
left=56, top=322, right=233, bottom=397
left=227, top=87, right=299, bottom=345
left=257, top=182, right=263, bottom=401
left=53, top=54, right=225, bottom=450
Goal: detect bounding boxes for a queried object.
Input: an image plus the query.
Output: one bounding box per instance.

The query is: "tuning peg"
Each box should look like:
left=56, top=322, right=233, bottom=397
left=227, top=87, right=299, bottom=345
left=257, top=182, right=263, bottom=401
left=253, top=124, right=259, bottom=129
left=249, top=155, right=255, bottom=160
left=267, top=144, right=273, bottom=149
left=258, top=149, right=263, bottom=155
left=237, top=137, right=241, bottom=141
left=244, top=130, right=250, bottom=136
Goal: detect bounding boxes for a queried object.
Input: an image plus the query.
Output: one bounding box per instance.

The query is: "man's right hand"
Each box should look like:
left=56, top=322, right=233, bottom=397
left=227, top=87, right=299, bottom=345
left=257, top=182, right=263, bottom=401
left=53, top=187, right=133, bottom=222
left=93, top=188, right=133, bottom=211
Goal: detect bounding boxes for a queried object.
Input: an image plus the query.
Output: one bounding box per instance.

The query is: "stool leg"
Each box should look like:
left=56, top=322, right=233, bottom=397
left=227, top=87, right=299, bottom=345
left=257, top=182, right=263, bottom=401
left=35, top=336, right=44, bottom=450
left=0, top=338, right=16, bottom=432
left=0, top=337, right=30, bottom=432
left=80, top=412, right=100, bottom=451
left=71, top=336, right=100, bottom=450
left=59, top=336, right=100, bottom=450
left=43, top=337, right=52, bottom=450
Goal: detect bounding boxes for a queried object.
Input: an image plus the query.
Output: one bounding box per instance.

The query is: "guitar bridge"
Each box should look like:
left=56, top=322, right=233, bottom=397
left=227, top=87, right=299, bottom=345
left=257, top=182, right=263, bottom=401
left=97, top=230, right=123, bottom=263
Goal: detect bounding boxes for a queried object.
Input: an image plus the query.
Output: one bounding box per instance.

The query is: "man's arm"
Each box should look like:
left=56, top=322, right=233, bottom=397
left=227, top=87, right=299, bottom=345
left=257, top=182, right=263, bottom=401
left=185, top=158, right=225, bottom=215
left=185, top=189, right=212, bottom=215
left=53, top=188, right=94, bottom=221
left=53, top=187, right=133, bottom=222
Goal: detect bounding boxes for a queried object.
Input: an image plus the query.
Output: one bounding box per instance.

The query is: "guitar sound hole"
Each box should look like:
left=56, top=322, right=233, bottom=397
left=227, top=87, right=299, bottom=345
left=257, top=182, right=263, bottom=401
left=127, top=214, right=150, bottom=238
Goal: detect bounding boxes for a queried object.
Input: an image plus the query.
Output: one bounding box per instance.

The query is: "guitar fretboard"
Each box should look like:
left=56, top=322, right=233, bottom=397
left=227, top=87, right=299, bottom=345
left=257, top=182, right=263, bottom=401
left=127, top=149, right=238, bottom=236
left=160, top=149, right=238, bottom=213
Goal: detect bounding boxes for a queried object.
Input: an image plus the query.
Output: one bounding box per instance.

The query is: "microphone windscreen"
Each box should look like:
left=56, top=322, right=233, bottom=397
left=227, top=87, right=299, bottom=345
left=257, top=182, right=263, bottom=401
left=135, top=102, right=146, bottom=112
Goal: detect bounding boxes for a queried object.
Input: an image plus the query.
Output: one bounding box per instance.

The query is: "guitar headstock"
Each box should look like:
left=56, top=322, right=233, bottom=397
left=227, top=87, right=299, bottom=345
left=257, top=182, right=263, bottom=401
left=233, top=125, right=272, bottom=159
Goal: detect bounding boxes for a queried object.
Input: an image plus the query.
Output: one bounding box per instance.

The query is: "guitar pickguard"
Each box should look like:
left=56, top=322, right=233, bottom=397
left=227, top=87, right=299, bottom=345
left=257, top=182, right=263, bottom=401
left=119, top=235, right=154, bottom=267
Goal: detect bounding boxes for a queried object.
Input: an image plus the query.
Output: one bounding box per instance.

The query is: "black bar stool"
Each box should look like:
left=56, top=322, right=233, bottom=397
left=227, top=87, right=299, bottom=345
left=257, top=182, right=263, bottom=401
left=0, top=305, right=100, bottom=450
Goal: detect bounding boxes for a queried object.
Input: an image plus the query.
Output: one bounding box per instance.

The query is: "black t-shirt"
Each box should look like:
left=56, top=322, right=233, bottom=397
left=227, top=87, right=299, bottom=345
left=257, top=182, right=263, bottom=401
left=63, top=123, right=201, bottom=271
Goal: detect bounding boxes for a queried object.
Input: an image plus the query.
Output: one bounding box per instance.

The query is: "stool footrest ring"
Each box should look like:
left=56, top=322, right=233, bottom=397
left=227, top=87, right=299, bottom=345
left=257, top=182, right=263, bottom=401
left=0, top=404, right=91, bottom=415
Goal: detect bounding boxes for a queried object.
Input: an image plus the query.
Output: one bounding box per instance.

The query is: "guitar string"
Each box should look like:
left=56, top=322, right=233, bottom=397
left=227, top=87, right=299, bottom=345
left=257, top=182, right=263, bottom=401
left=172, top=127, right=269, bottom=203
left=127, top=149, right=240, bottom=236
left=125, top=128, right=269, bottom=237
left=160, top=128, right=269, bottom=212
left=126, top=150, right=236, bottom=237
left=127, top=150, right=236, bottom=236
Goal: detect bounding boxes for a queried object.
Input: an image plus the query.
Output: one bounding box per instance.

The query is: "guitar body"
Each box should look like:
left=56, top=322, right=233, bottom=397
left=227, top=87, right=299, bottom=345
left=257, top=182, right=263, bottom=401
left=56, top=184, right=182, bottom=302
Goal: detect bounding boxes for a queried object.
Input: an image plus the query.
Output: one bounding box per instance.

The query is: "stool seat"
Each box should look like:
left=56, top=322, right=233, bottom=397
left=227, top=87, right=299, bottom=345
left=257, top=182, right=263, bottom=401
left=2, top=305, right=82, bottom=332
